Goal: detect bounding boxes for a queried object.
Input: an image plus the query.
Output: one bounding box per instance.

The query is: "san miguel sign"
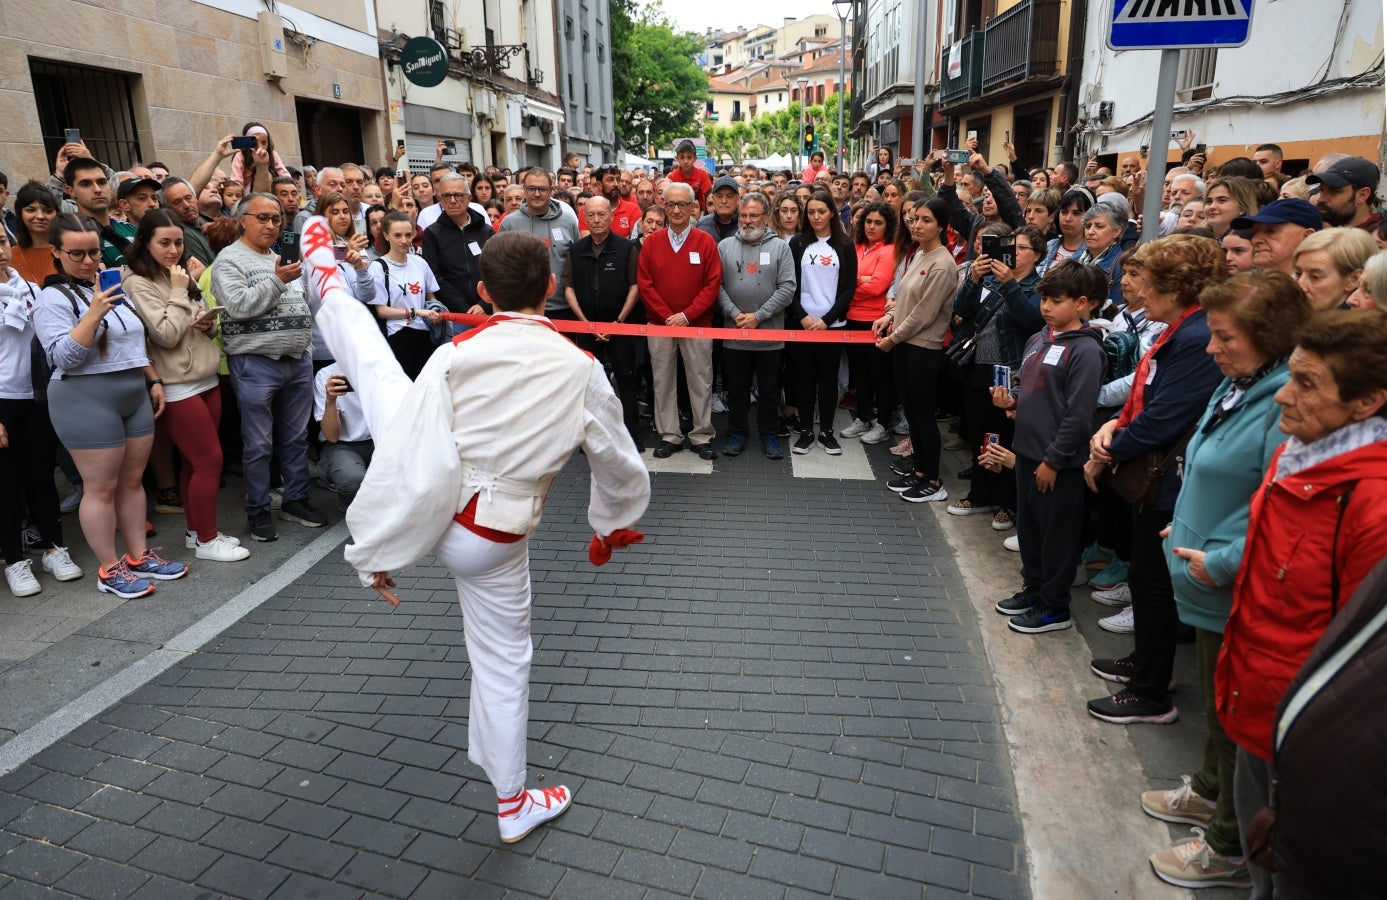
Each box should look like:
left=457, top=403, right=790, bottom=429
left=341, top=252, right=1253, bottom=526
left=400, top=36, right=448, bottom=87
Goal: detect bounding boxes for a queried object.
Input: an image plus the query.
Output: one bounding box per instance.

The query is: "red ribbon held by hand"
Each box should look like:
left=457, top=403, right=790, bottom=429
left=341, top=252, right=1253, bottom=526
left=588, top=529, right=645, bottom=566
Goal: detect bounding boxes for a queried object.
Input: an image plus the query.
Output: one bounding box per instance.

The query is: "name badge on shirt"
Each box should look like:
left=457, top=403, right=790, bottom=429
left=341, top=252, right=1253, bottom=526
left=689, top=251, right=701, bottom=264
left=759, top=252, right=771, bottom=266
left=468, top=241, right=482, bottom=256
left=551, top=228, right=565, bottom=243
left=1043, top=345, right=1065, bottom=366
left=1145, top=359, right=1158, bottom=384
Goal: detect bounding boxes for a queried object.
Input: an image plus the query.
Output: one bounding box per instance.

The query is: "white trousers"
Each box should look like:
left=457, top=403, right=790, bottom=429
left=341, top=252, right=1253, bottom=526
left=434, top=521, right=533, bottom=796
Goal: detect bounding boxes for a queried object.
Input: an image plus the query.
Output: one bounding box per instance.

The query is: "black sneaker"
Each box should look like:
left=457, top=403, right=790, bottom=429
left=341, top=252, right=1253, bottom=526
left=901, top=481, right=948, bottom=503
left=887, top=473, right=922, bottom=493
left=817, top=431, right=842, bottom=455
left=995, top=588, right=1039, bottom=616
left=782, top=414, right=801, bottom=435
left=280, top=498, right=327, bottom=528
left=653, top=440, right=683, bottom=458
left=958, top=465, right=980, bottom=480
left=1087, top=689, right=1179, bottom=725
left=1008, top=607, right=1073, bottom=634
left=890, top=459, right=916, bottom=476
left=1090, top=656, right=1137, bottom=684
left=693, top=443, right=718, bottom=461
left=792, top=431, right=815, bottom=455
left=248, top=511, right=278, bottom=542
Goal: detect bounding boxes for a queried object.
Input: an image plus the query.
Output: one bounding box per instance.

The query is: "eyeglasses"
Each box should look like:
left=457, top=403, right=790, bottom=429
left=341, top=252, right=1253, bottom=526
left=524, top=186, right=552, bottom=194
left=738, top=213, right=765, bottom=221
left=439, top=193, right=468, bottom=202
left=666, top=201, right=694, bottom=209
left=242, top=212, right=284, bottom=225
left=61, top=248, right=102, bottom=262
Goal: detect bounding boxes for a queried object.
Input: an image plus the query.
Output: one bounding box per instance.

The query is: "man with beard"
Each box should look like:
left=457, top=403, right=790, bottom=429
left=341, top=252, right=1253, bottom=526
left=714, top=192, right=795, bottom=460
left=577, top=165, right=642, bottom=238
left=1307, top=157, right=1382, bottom=232
left=562, top=196, right=644, bottom=448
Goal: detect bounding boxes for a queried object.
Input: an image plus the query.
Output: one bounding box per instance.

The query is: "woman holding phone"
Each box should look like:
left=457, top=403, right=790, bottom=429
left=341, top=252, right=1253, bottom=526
left=124, top=210, right=248, bottom=562
left=32, top=215, right=188, bottom=598
left=369, top=210, right=442, bottom=380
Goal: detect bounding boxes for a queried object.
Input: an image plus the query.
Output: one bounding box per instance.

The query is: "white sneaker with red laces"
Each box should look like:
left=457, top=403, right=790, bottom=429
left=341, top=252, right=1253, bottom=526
left=497, top=785, right=572, bottom=843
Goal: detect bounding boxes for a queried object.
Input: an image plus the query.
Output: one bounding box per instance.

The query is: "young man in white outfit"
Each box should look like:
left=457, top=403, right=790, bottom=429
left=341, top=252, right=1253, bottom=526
left=300, top=220, right=651, bottom=844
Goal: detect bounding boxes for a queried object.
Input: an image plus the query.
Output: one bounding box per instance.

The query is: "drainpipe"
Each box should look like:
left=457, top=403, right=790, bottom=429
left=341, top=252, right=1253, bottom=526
left=1059, top=0, right=1087, bottom=165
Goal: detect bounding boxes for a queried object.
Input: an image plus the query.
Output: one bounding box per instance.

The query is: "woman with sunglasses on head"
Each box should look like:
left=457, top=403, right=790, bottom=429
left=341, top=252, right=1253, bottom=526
left=32, top=215, right=188, bottom=599
left=124, top=210, right=248, bottom=563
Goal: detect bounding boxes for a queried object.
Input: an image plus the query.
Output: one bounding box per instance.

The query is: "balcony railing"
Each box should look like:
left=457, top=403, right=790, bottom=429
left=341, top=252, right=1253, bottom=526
left=981, top=0, right=1061, bottom=93
left=939, top=31, right=984, bottom=107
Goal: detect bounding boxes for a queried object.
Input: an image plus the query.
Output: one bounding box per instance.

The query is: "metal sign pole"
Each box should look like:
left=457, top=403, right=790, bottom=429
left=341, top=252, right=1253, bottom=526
left=1141, top=49, right=1180, bottom=244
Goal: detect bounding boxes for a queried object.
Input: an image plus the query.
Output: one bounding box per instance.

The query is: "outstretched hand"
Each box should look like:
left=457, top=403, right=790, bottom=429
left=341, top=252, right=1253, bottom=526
left=371, top=571, right=401, bottom=606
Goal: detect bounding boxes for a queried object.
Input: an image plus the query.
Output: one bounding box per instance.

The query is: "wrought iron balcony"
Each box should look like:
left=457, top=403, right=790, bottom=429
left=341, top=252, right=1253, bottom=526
left=981, top=0, right=1061, bottom=93
left=458, top=43, right=525, bottom=74
left=939, top=31, right=984, bottom=107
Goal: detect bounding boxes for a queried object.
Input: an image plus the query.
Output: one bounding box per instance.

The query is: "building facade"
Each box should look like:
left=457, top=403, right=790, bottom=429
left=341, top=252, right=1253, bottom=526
left=1074, top=0, right=1384, bottom=176
left=554, top=0, right=617, bottom=166
left=376, top=0, right=564, bottom=174
left=2, top=0, right=384, bottom=179
left=857, top=0, right=935, bottom=160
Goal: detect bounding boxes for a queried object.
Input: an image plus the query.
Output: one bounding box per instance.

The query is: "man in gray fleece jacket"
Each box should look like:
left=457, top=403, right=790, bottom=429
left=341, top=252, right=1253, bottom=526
left=498, top=168, right=579, bottom=317
left=715, top=191, right=795, bottom=459
left=212, top=193, right=325, bottom=542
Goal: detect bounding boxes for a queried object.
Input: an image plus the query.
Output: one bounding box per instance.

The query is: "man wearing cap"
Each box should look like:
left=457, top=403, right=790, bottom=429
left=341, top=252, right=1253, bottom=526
left=115, top=176, right=161, bottom=233
left=1306, top=157, right=1383, bottom=232
left=1229, top=199, right=1323, bottom=276
left=696, top=176, right=742, bottom=244
left=668, top=140, right=714, bottom=213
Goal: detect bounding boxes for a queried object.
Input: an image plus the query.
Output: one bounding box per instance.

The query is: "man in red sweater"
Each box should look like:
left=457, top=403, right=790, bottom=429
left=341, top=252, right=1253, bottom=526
left=636, top=182, right=723, bottom=460
left=668, top=140, right=713, bottom=213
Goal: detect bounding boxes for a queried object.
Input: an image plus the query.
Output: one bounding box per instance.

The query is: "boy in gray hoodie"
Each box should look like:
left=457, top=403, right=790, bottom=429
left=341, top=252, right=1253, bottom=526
left=994, top=261, right=1107, bottom=634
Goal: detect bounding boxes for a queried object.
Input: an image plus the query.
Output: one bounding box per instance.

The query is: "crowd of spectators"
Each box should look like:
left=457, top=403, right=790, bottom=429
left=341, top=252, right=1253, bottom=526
left=2, top=124, right=1385, bottom=894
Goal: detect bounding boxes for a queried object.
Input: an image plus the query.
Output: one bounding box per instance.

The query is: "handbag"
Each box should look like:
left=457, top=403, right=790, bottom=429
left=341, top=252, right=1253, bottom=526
left=946, top=286, right=1006, bottom=366
left=1102, top=428, right=1194, bottom=507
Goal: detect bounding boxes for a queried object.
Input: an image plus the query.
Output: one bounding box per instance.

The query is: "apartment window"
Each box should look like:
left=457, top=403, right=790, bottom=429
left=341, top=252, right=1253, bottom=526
left=817, top=84, right=825, bottom=104
left=30, top=59, right=143, bottom=170
left=582, top=30, right=589, bottom=52
left=568, top=73, right=574, bottom=96
left=598, top=43, right=605, bottom=63
left=1177, top=48, right=1217, bottom=101
left=430, top=0, right=447, bottom=45
left=565, top=16, right=573, bottom=39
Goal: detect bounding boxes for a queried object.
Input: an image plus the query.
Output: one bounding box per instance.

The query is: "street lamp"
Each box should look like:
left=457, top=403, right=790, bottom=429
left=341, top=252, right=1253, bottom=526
left=832, top=0, right=852, bottom=173
left=797, top=76, right=809, bottom=173
left=640, top=116, right=652, bottom=160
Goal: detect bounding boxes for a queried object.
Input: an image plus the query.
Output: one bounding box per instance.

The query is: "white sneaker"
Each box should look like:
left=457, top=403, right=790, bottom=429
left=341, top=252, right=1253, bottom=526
left=1003, top=534, right=1020, bottom=552
left=497, top=785, right=572, bottom=843
left=186, top=530, right=242, bottom=550
left=1099, top=606, right=1135, bottom=634
left=839, top=418, right=870, bottom=438
left=269, top=488, right=283, bottom=510
left=5, top=559, right=41, bottom=597
left=195, top=534, right=251, bottom=562
left=1092, top=582, right=1133, bottom=606
left=892, top=417, right=911, bottom=435
left=40, top=547, right=83, bottom=582
left=711, top=393, right=728, bottom=414
left=860, top=423, right=890, bottom=444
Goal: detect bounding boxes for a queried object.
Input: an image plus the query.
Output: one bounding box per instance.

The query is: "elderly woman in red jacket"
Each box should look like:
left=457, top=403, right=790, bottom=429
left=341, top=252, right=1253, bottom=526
left=1216, top=308, right=1387, bottom=900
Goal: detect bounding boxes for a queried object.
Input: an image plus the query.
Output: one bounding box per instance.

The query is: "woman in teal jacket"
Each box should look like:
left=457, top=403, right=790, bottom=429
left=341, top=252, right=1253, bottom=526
left=1140, top=271, right=1311, bottom=889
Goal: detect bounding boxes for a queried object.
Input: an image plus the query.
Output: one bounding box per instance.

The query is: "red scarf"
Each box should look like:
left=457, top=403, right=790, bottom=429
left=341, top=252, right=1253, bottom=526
left=1116, top=305, right=1200, bottom=428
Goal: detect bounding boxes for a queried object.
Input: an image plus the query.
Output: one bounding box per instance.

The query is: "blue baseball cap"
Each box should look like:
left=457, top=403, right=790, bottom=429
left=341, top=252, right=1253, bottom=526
left=1229, top=198, right=1322, bottom=231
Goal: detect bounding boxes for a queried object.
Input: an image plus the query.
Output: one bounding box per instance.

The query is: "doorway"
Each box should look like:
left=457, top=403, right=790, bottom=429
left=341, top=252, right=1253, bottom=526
left=1011, top=100, right=1051, bottom=172
left=295, top=99, right=365, bottom=167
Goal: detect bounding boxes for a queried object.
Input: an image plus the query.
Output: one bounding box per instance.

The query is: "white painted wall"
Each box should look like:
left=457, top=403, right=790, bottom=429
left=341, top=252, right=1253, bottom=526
left=1076, top=0, right=1384, bottom=156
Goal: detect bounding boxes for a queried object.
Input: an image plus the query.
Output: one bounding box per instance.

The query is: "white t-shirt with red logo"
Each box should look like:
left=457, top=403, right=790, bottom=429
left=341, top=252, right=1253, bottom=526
left=369, top=254, right=440, bottom=335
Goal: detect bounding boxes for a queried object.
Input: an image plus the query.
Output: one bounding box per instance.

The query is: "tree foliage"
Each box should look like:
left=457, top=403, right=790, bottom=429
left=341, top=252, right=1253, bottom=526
left=702, top=91, right=853, bottom=166
left=610, top=0, right=708, bottom=155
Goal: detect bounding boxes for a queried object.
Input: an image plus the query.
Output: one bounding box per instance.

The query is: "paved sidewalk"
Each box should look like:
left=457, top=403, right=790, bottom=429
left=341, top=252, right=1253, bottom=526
left=0, top=447, right=1028, bottom=898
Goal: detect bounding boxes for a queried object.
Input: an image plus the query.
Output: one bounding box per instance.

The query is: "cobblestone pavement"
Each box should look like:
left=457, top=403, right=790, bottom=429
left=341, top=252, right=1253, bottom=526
left=0, top=448, right=1027, bottom=899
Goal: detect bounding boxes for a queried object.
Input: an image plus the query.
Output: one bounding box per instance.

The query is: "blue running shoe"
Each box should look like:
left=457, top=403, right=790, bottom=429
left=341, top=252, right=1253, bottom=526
left=125, top=549, right=188, bottom=581
left=97, top=560, right=155, bottom=599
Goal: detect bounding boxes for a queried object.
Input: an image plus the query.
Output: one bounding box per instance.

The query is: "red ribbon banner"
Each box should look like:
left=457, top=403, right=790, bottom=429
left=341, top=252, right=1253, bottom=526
left=438, top=313, right=880, bottom=343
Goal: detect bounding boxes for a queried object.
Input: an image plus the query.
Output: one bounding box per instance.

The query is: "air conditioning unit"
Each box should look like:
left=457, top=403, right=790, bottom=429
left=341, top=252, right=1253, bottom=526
left=258, top=11, right=289, bottom=79
left=446, top=27, right=466, bottom=51
left=540, top=120, right=554, bottom=134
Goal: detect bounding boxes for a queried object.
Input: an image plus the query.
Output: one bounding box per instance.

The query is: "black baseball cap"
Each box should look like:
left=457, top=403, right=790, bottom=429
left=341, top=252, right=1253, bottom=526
left=117, top=176, right=162, bottom=199
left=1306, top=157, right=1380, bottom=190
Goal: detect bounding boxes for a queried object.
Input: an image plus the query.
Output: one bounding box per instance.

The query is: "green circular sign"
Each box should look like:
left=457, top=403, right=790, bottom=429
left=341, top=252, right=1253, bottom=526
left=400, top=36, right=448, bottom=88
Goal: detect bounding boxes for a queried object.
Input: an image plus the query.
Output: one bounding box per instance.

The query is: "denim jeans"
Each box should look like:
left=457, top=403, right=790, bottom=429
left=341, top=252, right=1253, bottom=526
left=318, top=439, right=374, bottom=503
left=229, top=353, right=313, bottom=515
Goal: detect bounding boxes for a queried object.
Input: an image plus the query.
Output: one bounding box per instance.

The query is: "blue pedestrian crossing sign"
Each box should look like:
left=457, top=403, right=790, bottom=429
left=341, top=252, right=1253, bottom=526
left=1108, top=0, right=1254, bottom=50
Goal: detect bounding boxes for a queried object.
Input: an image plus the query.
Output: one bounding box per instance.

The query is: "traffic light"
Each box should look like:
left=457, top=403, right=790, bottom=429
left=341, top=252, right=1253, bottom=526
left=803, top=124, right=816, bottom=155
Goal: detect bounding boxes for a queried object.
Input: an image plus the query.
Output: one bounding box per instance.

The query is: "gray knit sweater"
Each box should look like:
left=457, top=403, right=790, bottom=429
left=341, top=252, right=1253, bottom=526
left=211, top=240, right=313, bottom=358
